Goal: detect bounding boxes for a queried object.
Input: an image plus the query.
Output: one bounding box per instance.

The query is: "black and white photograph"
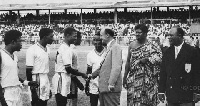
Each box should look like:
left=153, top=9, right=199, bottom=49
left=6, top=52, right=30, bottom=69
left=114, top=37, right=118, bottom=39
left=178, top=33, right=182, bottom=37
left=0, top=0, right=200, bottom=106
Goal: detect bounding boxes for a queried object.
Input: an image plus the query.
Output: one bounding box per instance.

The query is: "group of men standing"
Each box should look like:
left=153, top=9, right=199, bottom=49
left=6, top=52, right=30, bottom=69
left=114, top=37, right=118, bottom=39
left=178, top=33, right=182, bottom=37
left=1, top=23, right=200, bottom=106
left=0, top=26, right=123, bottom=106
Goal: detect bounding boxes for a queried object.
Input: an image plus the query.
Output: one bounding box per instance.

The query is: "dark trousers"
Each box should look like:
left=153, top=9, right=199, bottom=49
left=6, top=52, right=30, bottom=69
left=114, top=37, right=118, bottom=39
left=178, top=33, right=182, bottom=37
left=168, top=102, right=194, bottom=106
left=31, top=89, right=48, bottom=106
left=90, top=94, right=99, bottom=106
left=31, top=99, right=47, bottom=106
left=55, top=93, right=68, bottom=106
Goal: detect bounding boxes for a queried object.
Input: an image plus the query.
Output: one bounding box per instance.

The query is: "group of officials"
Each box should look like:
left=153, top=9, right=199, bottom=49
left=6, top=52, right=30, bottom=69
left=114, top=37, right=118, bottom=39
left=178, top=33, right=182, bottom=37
left=0, top=24, right=200, bottom=106
left=123, top=24, right=200, bottom=106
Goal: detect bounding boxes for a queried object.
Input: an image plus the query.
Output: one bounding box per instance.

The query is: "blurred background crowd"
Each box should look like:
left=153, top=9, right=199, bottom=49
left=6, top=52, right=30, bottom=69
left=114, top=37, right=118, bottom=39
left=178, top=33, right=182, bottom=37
left=0, top=6, right=199, bottom=50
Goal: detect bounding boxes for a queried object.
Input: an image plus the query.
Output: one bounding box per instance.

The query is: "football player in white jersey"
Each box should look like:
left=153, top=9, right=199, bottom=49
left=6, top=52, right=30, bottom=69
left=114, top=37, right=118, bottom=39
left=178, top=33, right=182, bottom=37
left=85, top=31, right=106, bottom=106
left=26, top=28, right=54, bottom=106
left=66, top=31, right=84, bottom=106
left=52, top=27, right=87, bottom=106
left=0, top=30, right=38, bottom=106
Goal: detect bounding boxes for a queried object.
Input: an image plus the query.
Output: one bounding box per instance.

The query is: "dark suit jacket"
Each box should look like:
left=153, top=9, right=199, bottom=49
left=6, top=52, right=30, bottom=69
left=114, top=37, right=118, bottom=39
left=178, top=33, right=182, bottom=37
left=158, top=43, right=200, bottom=103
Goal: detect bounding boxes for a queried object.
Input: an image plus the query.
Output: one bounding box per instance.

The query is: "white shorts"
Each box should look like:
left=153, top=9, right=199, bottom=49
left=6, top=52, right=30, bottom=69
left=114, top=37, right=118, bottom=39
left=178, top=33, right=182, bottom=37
left=4, top=86, right=22, bottom=106
left=89, top=79, right=99, bottom=94
left=52, top=72, right=71, bottom=97
left=32, top=73, right=50, bottom=101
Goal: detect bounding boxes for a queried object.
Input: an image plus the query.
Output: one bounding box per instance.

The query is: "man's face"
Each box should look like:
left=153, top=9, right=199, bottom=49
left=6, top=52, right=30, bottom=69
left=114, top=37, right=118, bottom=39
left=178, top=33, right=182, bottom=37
left=135, top=29, right=147, bottom=42
left=168, top=28, right=181, bottom=46
left=14, top=37, right=22, bottom=51
left=46, top=32, right=54, bottom=44
left=93, top=35, right=103, bottom=49
left=69, top=31, right=77, bottom=44
left=100, top=29, right=108, bottom=45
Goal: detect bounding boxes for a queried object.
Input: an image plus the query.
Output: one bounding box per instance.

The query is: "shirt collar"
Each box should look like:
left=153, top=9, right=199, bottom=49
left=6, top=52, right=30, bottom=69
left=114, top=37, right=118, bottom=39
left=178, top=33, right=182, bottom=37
left=175, top=41, right=184, bottom=50
left=70, top=44, right=76, bottom=49
left=63, top=42, right=70, bottom=48
left=37, top=42, right=47, bottom=52
left=107, top=39, right=114, bottom=48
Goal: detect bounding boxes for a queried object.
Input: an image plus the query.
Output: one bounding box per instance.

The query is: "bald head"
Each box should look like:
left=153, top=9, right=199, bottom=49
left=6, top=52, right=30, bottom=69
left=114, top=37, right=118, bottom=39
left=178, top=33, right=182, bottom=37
left=100, top=27, right=115, bottom=37
left=169, top=27, right=185, bottom=38
left=100, top=27, right=115, bottom=44
left=168, top=27, right=184, bottom=46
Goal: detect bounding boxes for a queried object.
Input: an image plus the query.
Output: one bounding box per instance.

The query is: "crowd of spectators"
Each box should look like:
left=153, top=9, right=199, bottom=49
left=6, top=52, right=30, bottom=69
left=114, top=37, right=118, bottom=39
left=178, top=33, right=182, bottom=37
left=0, top=7, right=199, bottom=47
left=0, top=23, right=198, bottom=47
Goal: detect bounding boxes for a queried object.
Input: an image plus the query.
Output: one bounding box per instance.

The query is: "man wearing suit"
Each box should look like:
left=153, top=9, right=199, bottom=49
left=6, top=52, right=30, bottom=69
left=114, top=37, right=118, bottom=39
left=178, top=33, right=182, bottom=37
left=90, top=27, right=123, bottom=106
left=158, top=26, right=200, bottom=106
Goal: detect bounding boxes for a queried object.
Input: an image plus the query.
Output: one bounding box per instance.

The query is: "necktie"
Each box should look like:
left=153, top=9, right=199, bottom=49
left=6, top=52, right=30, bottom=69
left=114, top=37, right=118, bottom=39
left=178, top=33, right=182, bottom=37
left=175, top=47, right=179, bottom=59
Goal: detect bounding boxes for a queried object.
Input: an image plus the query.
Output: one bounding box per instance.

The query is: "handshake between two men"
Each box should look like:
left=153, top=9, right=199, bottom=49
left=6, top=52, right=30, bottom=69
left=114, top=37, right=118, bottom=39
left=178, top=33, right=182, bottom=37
left=19, top=78, right=39, bottom=88
left=84, top=74, right=115, bottom=92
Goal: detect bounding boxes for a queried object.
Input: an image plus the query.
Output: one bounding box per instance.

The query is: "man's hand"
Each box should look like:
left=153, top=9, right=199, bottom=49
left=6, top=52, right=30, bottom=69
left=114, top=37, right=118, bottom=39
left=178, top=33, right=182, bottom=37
left=193, top=93, right=200, bottom=103
left=28, top=81, right=39, bottom=88
left=158, top=93, right=165, bottom=103
left=81, top=73, right=88, bottom=79
left=87, top=74, right=92, bottom=79
left=108, top=85, right=115, bottom=92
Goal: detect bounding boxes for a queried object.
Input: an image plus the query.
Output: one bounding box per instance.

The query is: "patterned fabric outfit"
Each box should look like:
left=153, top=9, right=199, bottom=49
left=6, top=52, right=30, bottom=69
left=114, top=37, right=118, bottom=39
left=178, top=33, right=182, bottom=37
left=127, top=41, right=162, bottom=106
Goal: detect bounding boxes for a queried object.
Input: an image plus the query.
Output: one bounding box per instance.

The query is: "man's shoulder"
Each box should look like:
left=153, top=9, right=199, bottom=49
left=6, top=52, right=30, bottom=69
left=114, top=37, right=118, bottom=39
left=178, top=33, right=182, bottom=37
left=58, top=44, right=73, bottom=55
left=27, top=44, right=37, bottom=51
left=129, top=41, right=138, bottom=49
left=111, top=42, right=121, bottom=49
left=182, top=43, right=196, bottom=52
left=163, top=46, right=173, bottom=55
left=87, top=49, right=96, bottom=57
left=130, top=40, right=137, bottom=45
left=59, top=44, right=70, bottom=50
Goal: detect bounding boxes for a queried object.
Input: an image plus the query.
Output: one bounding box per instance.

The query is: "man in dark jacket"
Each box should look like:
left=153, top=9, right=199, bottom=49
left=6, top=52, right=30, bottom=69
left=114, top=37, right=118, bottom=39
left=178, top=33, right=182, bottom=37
left=158, top=26, right=200, bottom=106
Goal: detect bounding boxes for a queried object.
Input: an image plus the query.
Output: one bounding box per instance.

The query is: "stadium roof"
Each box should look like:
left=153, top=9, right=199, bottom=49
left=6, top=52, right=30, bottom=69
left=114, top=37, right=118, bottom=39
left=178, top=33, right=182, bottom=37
left=0, top=0, right=200, bottom=10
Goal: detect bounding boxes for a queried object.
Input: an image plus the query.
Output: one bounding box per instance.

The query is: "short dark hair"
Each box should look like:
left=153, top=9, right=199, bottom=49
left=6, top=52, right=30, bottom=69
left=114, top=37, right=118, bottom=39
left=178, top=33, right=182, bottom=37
left=104, top=28, right=115, bottom=37
left=134, top=24, right=148, bottom=33
left=64, top=27, right=76, bottom=37
left=4, top=30, right=22, bottom=45
left=176, top=27, right=185, bottom=38
left=39, top=28, right=53, bottom=40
